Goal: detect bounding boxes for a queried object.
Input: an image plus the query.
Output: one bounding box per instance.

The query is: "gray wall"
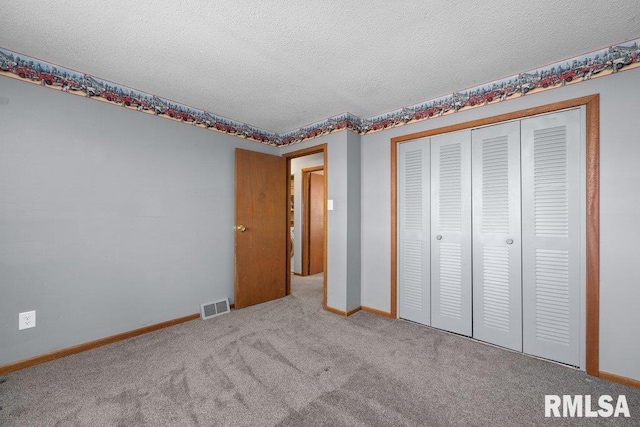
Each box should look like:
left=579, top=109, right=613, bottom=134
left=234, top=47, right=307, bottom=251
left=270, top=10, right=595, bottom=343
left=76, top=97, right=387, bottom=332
left=3, top=67, right=638, bottom=383
left=0, top=77, right=277, bottom=366
left=280, top=132, right=360, bottom=312
left=289, top=153, right=324, bottom=274
left=360, top=69, right=640, bottom=381
left=346, top=130, right=361, bottom=311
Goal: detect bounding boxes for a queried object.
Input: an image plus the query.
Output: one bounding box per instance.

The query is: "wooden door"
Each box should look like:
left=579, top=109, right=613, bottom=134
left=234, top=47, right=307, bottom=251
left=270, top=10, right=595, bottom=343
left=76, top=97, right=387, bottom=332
left=235, top=148, right=287, bottom=309
left=307, top=172, right=325, bottom=274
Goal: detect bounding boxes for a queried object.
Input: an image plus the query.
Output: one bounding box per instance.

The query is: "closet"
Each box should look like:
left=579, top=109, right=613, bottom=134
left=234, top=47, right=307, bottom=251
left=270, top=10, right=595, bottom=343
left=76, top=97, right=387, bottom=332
left=398, top=108, right=583, bottom=367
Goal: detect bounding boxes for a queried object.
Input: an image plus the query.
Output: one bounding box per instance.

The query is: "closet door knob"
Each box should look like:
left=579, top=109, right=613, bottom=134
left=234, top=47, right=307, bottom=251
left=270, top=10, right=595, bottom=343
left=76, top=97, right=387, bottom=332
left=436, top=235, right=442, bottom=240
left=506, top=238, right=514, bottom=245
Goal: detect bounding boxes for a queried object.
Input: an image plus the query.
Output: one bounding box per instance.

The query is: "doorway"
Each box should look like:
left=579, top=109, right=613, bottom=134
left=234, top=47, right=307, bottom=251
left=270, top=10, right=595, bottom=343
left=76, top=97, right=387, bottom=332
left=302, top=166, right=325, bottom=276
left=284, top=144, right=328, bottom=309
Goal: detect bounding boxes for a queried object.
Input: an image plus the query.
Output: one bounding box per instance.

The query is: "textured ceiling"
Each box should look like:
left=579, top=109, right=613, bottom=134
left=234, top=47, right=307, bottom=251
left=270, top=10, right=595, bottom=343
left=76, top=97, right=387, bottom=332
left=1, top=1, right=639, bottom=133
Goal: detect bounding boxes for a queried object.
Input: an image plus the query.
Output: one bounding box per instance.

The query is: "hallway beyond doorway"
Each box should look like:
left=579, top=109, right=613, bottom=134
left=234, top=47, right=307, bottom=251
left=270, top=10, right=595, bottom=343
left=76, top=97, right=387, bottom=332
left=291, top=272, right=323, bottom=307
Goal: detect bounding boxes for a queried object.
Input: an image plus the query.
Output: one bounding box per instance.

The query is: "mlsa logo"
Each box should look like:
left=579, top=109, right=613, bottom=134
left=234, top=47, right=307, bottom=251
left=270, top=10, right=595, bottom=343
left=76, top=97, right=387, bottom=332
left=545, top=395, right=630, bottom=418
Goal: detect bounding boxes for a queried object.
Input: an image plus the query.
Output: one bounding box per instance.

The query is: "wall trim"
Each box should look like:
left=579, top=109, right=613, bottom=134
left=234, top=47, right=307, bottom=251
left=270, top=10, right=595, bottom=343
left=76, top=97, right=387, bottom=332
left=1, top=39, right=637, bottom=146
left=361, top=306, right=394, bottom=318
left=390, top=94, right=600, bottom=376
left=324, top=306, right=348, bottom=316
left=324, top=305, right=393, bottom=318
left=324, top=306, right=362, bottom=317
left=346, top=306, right=362, bottom=316
left=0, top=313, right=200, bottom=376
left=599, top=371, right=640, bottom=389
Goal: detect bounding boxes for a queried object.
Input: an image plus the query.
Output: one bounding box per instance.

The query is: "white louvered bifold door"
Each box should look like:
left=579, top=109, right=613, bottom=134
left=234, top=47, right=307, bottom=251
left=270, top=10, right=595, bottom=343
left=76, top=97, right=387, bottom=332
left=398, top=138, right=431, bottom=325
left=430, top=130, right=472, bottom=336
left=471, top=121, right=523, bottom=351
left=521, top=109, right=581, bottom=366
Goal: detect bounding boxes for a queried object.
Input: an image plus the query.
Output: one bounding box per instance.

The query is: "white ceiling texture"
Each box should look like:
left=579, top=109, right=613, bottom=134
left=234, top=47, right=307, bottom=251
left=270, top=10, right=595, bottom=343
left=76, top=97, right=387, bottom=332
left=1, top=1, right=639, bottom=133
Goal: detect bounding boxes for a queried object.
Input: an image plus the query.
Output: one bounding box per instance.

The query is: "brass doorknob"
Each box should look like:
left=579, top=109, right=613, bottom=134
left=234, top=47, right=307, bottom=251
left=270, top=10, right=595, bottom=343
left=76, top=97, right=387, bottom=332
left=234, top=225, right=246, bottom=232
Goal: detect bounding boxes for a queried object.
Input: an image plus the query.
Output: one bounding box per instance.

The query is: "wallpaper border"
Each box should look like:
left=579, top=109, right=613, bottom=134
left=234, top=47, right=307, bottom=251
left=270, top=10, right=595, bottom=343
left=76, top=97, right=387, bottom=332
left=1, top=37, right=638, bottom=146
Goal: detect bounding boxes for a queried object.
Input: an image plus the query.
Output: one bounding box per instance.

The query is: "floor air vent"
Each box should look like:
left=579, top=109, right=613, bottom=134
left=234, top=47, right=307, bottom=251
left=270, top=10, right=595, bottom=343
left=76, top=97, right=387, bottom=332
left=200, top=298, right=231, bottom=320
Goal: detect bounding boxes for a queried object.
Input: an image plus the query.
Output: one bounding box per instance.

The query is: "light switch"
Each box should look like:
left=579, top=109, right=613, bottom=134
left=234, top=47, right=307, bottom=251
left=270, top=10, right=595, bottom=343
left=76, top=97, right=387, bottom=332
left=327, top=199, right=334, bottom=211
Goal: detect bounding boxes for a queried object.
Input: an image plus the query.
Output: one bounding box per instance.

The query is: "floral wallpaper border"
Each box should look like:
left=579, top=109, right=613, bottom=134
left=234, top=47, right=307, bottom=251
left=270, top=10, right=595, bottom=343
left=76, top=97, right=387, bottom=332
left=1, top=37, right=639, bottom=146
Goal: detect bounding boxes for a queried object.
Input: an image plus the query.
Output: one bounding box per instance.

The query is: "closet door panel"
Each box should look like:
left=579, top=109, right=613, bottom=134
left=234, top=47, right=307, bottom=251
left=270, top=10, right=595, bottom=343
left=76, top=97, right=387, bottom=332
left=521, top=109, right=581, bottom=366
left=398, top=139, right=431, bottom=325
left=472, top=121, right=522, bottom=351
left=431, top=130, right=472, bottom=336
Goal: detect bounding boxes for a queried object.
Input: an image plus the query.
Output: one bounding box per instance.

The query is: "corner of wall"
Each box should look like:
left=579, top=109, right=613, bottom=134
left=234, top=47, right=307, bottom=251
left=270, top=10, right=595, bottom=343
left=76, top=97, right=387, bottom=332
left=346, top=131, right=362, bottom=310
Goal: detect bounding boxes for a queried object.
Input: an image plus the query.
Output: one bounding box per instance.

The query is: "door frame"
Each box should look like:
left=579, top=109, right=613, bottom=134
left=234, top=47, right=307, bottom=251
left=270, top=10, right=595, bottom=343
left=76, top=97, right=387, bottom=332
left=390, top=94, right=600, bottom=376
left=301, top=165, right=325, bottom=276
left=284, top=144, right=328, bottom=309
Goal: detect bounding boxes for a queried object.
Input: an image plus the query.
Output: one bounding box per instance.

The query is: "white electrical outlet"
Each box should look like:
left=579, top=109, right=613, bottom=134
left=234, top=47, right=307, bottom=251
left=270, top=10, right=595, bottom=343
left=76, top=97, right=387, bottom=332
left=19, top=310, right=36, bottom=330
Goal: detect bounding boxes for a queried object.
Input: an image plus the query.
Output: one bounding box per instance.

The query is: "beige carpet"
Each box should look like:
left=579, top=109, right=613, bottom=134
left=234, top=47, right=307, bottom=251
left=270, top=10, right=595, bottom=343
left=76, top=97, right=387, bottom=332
left=1, top=273, right=638, bottom=426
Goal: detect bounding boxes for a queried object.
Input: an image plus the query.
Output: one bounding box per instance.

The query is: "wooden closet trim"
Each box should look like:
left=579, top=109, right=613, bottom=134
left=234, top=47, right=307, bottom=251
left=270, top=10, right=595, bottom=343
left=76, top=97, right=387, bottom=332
left=390, top=94, right=600, bottom=376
